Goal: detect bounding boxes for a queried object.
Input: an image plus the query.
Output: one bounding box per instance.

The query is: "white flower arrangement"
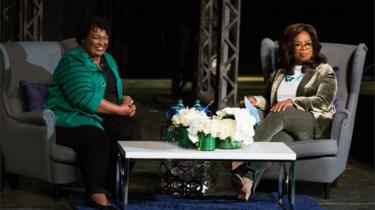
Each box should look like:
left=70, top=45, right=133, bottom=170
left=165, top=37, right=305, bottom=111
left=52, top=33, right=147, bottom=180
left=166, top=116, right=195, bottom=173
left=171, top=107, right=256, bottom=145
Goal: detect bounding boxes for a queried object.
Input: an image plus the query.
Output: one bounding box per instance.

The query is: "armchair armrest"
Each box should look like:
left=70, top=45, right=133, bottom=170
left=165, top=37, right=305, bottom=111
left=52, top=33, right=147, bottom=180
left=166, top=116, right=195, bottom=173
left=12, top=109, right=55, bottom=139
left=288, top=139, right=338, bottom=159
left=330, top=109, right=350, bottom=141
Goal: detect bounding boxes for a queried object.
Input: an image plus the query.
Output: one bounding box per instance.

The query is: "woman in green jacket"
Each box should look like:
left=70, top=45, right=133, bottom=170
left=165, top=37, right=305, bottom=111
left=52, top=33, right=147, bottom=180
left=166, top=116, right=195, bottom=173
left=45, top=16, right=143, bottom=209
left=232, top=23, right=337, bottom=201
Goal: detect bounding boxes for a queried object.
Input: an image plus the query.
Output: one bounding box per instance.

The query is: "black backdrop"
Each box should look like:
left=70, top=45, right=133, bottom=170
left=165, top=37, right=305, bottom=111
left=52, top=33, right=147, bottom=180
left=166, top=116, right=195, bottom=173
left=44, top=0, right=374, bottom=79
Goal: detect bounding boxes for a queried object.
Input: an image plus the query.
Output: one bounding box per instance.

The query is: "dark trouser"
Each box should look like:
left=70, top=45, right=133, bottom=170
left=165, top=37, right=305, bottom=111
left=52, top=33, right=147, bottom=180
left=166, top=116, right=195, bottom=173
left=56, top=115, right=144, bottom=195
left=237, top=107, right=314, bottom=190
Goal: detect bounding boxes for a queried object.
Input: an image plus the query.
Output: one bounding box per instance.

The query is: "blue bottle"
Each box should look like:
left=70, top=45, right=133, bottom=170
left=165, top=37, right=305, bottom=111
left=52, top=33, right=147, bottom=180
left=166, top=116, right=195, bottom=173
left=192, top=99, right=203, bottom=110
left=176, top=99, right=185, bottom=112
left=192, top=99, right=212, bottom=116
left=163, top=99, right=185, bottom=142
left=167, top=99, right=185, bottom=118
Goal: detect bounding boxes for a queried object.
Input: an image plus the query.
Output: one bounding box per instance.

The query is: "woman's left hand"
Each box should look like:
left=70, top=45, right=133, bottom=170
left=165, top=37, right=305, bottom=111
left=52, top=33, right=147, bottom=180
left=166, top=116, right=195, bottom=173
left=270, top=99, right=294, bottom=112
left=122, top=96, right=133, bottom=105
left=121, top=96, right=136, bottom=116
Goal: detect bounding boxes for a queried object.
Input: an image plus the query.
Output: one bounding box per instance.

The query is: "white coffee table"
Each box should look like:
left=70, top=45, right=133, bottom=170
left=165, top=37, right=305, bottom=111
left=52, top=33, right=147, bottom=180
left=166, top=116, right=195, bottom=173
left=116, top=141, right=296, bottom=210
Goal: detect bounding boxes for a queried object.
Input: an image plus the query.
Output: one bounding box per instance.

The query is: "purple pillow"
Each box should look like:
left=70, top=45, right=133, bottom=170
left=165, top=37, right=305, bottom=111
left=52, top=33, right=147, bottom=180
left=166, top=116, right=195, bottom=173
left=19, top=80, right=49, bottom=112
left=332, top=66, right=340, bottom=110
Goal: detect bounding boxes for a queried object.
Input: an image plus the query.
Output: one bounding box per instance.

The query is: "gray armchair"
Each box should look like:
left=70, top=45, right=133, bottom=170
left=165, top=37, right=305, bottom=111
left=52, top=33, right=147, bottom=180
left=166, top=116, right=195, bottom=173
left=260, top=38, right=367, bottom=198
left=0, top=40, right=79, bottom=198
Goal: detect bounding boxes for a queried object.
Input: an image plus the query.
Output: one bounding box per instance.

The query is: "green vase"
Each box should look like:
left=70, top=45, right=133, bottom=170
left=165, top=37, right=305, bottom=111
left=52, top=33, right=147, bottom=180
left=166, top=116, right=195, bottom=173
left=166, top=126, right=175, bottom=142
left=177, top=126, right=195, bottom=148
left=196, top=133, right=215, bottom=151
left=216, top=137, right=242, bottom=149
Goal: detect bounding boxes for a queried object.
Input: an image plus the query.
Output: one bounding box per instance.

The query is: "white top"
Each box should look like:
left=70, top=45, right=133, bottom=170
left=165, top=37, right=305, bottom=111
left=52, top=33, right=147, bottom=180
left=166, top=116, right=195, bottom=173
left=117, top=141, right=296, bottom=161
left=277, top=65, right=304, bottom=102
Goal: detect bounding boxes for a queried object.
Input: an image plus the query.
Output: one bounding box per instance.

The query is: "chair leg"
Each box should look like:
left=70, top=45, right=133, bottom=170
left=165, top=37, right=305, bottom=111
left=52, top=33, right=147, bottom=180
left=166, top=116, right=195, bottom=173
left=324, top=183, right=330, bottom=199
left=54, top=184, right=60, bottom=201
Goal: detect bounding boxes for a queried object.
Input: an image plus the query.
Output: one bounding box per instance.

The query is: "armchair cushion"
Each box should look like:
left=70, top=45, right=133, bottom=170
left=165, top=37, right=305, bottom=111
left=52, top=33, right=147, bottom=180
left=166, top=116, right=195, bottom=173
left=12, top=109, right=55, bottom=139
left=288, top=139, right=338, bottom=159
left=19, top=80, right=49, bottom=112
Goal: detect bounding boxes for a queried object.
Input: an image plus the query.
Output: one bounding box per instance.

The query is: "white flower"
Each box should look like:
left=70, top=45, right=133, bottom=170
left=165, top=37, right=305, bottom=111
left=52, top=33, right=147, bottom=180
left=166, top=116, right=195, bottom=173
left=210, top=118, right=236, bottom=140
left=212, top=108, right=256, bottom=145
left=171, top=108, right=211, bottom=143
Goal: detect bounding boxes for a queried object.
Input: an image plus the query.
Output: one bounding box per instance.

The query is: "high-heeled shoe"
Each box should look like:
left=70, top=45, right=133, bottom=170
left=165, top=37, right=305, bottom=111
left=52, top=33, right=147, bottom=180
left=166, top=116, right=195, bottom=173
left=85, top=195, right=117, bottom=210
left=231, top=173, right=253, bottom=201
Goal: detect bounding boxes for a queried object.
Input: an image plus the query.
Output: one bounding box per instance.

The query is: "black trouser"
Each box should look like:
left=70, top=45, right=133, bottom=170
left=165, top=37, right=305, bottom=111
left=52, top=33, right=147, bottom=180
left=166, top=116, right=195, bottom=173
left=56, top=115, right=144, bottom=195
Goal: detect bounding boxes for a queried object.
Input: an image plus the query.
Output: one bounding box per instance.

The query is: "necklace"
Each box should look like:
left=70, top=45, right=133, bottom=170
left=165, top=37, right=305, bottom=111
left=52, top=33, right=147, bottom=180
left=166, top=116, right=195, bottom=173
left=284, top=74, right=304, bottom=82
left=284, top=75, right=294, bottom=82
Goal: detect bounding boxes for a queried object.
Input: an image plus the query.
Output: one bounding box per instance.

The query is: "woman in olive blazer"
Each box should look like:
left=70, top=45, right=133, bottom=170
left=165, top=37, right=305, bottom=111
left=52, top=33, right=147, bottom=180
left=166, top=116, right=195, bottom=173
left=231, top=23, right=337, bottom=201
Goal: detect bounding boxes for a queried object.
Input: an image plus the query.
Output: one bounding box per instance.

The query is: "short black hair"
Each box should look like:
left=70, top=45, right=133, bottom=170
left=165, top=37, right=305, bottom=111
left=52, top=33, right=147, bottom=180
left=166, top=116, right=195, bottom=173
left=75, top=16, right=111, bottom=45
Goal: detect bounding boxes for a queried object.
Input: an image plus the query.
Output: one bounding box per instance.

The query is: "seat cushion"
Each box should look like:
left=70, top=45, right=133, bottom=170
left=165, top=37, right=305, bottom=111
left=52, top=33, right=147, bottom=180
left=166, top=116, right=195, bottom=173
left=19, top=80, right=49, bottom=112
left=50, top=144, right=77, bottom=164
left=287, top=139, right=338, bottom=159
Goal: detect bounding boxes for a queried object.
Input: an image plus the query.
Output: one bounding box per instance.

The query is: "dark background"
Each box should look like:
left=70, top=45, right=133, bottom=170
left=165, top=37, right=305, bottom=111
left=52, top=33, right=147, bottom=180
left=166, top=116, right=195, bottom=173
left=43, top=0, right=374, bottom=78
left=42, top=0, right=374, bottom=166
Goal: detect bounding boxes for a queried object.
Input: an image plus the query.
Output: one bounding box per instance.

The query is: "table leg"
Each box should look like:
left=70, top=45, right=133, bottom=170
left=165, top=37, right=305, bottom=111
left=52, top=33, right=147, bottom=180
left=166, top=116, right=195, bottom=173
left=278, top=162, right=296, bottom=210
left=116, top=152, right=130, bottom=209
left=124, top=158, right=130, bottom=206
left=289, top=161, right=296, bottom=210
left=116, top=153, right=124, bottom=209
left=278, top=162, right=284, bottom=203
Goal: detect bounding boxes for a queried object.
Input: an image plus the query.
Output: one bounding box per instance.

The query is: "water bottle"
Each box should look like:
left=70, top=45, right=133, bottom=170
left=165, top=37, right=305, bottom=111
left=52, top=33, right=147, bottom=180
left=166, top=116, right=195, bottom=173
left=192, top=99, right=212, bottom=116
left=176, top=99, right=185, bottom=112
left=192, top=99, right=203, bottom=110
left=162, top=99, right=186, bottom=142
left=167, top=99, right=185, bottom=118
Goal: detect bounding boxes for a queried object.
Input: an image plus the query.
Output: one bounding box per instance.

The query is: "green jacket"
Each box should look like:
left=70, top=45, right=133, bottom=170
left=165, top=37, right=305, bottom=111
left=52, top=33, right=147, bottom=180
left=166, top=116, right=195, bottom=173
left=45, top=47, right=123, bottom=129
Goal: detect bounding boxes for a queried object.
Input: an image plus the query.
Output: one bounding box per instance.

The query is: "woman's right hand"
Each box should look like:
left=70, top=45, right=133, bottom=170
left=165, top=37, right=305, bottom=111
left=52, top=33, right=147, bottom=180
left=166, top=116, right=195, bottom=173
left=119, top=103, right=136, bottom=117
left=96, top=99, right=136, bottom=117
left=239, top=96, right=256, bottom=107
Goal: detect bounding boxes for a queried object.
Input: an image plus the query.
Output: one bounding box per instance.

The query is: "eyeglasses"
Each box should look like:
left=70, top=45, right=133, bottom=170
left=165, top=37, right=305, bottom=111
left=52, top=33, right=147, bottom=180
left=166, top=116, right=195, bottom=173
left=90, top=35, right=109, bottom=41
left=294, top=42, right=313, bottom=50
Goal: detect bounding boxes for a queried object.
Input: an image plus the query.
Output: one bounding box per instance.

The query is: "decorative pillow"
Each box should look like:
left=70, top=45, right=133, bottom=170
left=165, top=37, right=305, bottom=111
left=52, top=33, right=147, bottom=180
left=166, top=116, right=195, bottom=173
left=332, top=66, right=340, bottom=110
left=19, top=80, right=49, bottom=112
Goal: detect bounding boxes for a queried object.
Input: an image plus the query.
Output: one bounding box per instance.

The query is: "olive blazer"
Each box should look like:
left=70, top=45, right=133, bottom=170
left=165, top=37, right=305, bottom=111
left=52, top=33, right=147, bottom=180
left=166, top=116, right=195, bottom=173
left=254, top=63, right=337, bottom=139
